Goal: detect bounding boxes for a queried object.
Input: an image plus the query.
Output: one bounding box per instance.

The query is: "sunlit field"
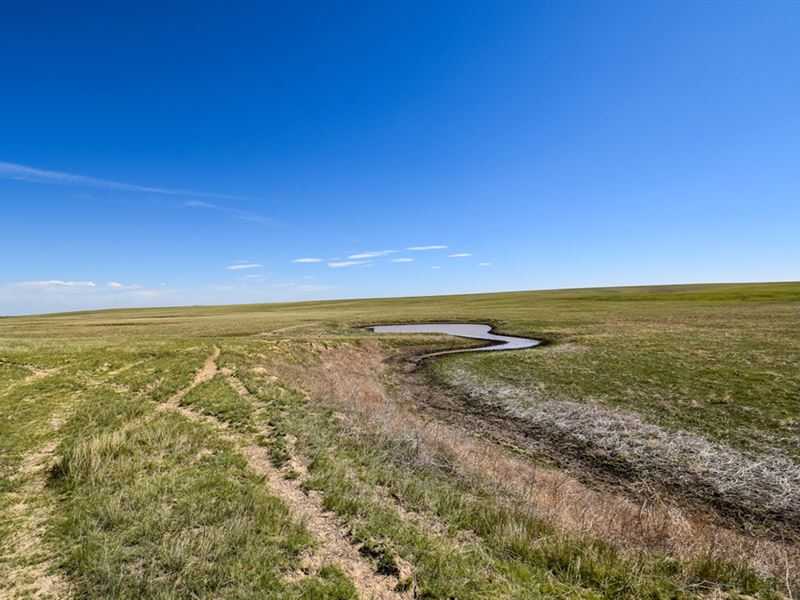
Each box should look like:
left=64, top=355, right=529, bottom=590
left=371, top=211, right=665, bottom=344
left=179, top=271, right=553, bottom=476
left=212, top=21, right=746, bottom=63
left=2, top=282, right=798, bottom=598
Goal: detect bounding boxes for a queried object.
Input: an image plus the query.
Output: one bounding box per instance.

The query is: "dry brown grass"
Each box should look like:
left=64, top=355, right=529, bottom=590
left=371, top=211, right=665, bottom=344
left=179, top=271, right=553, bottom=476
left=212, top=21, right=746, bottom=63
left=279, top=342, right=799, bottom=586
left=444, top=363, right=800, bottom=536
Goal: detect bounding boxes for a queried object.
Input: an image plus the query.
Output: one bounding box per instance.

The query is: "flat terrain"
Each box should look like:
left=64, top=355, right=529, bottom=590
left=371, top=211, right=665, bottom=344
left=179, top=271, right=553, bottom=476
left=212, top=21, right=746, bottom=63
left=1, top=282, right=798, bottom=598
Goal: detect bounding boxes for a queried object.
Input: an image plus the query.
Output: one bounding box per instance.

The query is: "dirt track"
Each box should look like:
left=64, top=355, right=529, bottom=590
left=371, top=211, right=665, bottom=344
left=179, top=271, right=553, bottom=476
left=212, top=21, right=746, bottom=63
left=163, top=348, right=410, bottom=600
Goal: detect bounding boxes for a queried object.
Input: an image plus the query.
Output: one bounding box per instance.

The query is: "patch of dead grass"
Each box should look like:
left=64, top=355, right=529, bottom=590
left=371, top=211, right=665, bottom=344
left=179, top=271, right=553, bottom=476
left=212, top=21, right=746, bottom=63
left=283, top=343, right=799, bottom=588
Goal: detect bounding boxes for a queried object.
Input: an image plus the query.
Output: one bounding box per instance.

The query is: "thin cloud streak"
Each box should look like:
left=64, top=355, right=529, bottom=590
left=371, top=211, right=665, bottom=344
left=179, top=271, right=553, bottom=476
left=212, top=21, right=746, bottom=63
left=106, top=282, right=142, bottom=289
left=390, top=258, right=414, bottom=263
left=448, top=253, right=472, bottom=258
left=184, top=200, right=273, bottom=225
left=292, top=257, right=323, bottom=263
left=328, top=260, right=370, bottom=268
left=0, top=161, right=248, bottom=200
left=407, top=245, right=447, bottom=251
left=6, top=280, right=153, bottom=293
left=348, top=250, right=395, bottom=259
left=0, top=279, right=165, bottom=315
left=226, top=262, right=262, bottom=270
left=11, top=280, right=97, bottom=290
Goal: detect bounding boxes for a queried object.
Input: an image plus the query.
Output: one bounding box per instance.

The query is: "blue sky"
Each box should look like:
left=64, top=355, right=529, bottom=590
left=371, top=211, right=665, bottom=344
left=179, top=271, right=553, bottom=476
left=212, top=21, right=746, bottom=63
left=1, top=1, right=798, bottom=315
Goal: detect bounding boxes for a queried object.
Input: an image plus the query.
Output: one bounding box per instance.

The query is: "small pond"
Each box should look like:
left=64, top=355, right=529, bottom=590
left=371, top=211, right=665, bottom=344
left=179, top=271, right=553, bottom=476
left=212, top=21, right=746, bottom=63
left=370, top=323, right=540, bottom=357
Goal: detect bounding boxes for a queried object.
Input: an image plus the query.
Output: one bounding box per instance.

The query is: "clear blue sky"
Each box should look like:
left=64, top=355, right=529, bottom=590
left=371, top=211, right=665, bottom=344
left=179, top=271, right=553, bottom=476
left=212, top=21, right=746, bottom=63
left=1, top=1, right=798, bottom=315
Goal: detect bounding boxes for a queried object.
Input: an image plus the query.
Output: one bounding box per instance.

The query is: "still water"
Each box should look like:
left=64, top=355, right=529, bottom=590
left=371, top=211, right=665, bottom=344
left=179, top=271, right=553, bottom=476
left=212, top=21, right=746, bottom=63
left=371, top=323, right=540, bottom=356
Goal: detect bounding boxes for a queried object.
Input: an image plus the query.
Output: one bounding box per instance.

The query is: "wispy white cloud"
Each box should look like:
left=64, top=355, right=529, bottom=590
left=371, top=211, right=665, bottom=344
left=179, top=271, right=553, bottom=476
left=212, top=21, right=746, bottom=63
left=7, top=280, right=154, bottom=295
left=448, top=253, right=472, bottom=258
left=226, top=262, right=262, bottom=270
left=0, top=278, right=169, bottom=315
left=391, top=257, right=414, bottom=263
left=184, top=201, right=273, bottom=225
left=407, top=245, right=447, bottom=251
left=328, top=260, right=370, bottom=268
left=348, top=250, right=395, bottom=259
left=11, top=280, right=97, bottom=290
left=106, top=281, right=142, bottom=289
left=478, top=262, right=492, bottom=267
left=291, top=257, right=323, bottom=263
left=431, top=266, right=442, bottom=270
left=0, top=161, right=246, bottom=200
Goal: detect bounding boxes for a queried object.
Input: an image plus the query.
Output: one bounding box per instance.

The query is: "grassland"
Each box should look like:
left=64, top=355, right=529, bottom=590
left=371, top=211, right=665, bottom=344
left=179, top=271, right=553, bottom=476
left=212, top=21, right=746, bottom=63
left=1, top=282, right=798, bottom=598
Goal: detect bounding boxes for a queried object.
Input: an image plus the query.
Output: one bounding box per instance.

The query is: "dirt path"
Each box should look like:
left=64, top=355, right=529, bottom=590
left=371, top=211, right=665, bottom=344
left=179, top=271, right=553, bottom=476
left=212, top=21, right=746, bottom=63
left=2, top=363, right=60, bottom=394
left=162, top=348, right=408, bottom=599
left=236, top=435, right=409, bottom=599
left=258, top=321, right=321, bottom=336
left=165, top=346, right=220, bottom=406
left=1, top=434, right=69, bottom=598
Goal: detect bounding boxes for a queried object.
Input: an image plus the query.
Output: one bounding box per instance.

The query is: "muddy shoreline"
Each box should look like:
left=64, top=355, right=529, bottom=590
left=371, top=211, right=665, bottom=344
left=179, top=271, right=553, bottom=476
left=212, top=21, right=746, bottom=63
left=382, top=342, right=800, bottom=545
left=366, top=324, right=799, bottom=540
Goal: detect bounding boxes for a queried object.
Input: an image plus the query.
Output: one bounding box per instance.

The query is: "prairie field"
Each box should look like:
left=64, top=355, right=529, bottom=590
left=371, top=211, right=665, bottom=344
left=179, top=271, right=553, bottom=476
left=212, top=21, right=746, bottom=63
left=1, top=282, right=798, bottom=599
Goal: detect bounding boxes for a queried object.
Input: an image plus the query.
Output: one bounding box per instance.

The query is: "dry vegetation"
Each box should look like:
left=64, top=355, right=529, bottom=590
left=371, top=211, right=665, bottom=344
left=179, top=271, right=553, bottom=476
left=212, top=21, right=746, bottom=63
left=1, top=282, right=798, bottom=598
left=441, top=362, right=800, bottom=536
left=292, top=343, right=800, bottom=586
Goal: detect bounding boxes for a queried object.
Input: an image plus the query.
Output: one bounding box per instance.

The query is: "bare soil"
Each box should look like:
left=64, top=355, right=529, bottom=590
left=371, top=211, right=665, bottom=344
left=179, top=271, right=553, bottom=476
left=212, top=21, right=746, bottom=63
left=2, top=433, right=69, bottom=598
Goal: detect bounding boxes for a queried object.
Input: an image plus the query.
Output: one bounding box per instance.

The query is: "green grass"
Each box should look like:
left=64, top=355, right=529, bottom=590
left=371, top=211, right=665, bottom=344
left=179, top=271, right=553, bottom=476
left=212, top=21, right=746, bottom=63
left=180, top=374, right=254, bottom=430
left=426, top=289, right=800, bottom=459
left=5, top=283, right=798, bottom=459
left=49, top=388, right=355, bottom=599
left=0, top=282, right=798, bottom=598
left=0, top=367, right=79, bottom=548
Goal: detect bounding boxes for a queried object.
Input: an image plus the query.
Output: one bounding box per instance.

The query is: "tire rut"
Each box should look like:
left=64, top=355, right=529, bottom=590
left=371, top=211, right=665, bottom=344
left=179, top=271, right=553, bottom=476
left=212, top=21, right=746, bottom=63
left=162, top=349, right=409, bottom=599
left=1, top=424, right=69, bottom=598
left=164, top=346, right=220, bottom=407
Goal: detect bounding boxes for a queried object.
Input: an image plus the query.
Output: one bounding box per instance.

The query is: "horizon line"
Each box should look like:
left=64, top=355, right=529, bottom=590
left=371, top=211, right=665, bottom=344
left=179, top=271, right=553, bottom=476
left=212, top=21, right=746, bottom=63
left=2, top=279, right=797, bottom=319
